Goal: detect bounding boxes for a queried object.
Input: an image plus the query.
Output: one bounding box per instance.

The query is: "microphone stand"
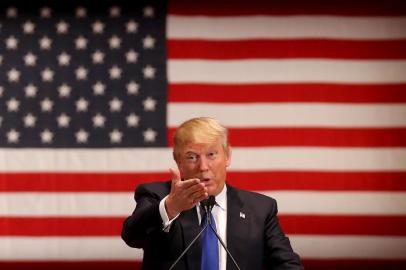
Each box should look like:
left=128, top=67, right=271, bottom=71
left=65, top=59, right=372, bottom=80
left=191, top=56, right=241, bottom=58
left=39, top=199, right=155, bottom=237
left=168, top=221, right=208, bottom=270
left=207, top=213, right=241, bottom=270
left=169, top=196, right=241, bottom=270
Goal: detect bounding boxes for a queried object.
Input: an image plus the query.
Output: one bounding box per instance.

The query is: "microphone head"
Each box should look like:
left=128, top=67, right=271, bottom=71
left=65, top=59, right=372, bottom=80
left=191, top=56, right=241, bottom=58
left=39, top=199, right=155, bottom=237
left=208, top=196, right=216, bottom=207
left=201, top=196, right=216, bottom=213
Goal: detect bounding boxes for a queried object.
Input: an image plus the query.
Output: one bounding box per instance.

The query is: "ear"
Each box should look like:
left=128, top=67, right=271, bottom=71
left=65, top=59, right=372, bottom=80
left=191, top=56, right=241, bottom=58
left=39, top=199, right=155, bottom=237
left=225, top=147, right=231, bottom=167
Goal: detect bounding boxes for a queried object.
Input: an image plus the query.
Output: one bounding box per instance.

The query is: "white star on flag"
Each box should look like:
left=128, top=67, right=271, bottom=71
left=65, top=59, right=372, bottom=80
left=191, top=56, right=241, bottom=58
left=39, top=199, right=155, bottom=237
left=76, top=97, right=89, bottom=112
left=75, top=66, right=88, bottom=80
left=92, top=50, right=105, bottom=64
left=126, top=50, right=138, bottom=63
left=41, top=68, right=54, bottom=81
left=56, top=20, right=69, bottom=34
left=7, top=129, right=20, bottom=143
left=92, top=20, right=105, bottom=34
left=109, top=6, right=121, bottom=17
left=40, top=7, right=52, bottom=18
left=58, top=84, right=71, bottom=98
left=75, top=36, right=88, bottom=50
left=6, top=7, right=18, bottom=18
left=126, top=81, right=139, bottom=95
left=92, top=113, right=106, bottom=128
left=109, top=97, right=123, bottom=112
left=39, top=36, right=52, bottom=50
left=7, top=98, right=20, bottom=112
left=25, top=84, right=37, bottom=97
left=57, top=52, right=71, bottom=66
left=143, top=6, right=155, bottom=18
left=7, top=68, right=20, bottom=82
left=109, top=129, right=123, bottom=143
left=75, top=129, right=89, bottom=143
left=143, top=35, right=156, bottom=49
left=143, top=65, right=156, bottom=79
left=75, top=7, right=87, bottom=18
left=126, top=20, right=138, bottom=33
left=22, top=21, right=35, bottom=34
left=6, top=36, right=18, bottom=50
left=143, top=128, right=157, bottom=142
left=23, top=113, right=37, bottom=127
left=40, top=129, right=53, bottom=144
left=40, top=98, right=53, bottom=112
left=109, top=65, right=122, bottom=79
left=24, top=52, right=37, bottom=66
left=126, top=113, right=140, bottom=127
left=57, top=113, right=70, bottom=128
left=109, top=35, right=121, bottom=49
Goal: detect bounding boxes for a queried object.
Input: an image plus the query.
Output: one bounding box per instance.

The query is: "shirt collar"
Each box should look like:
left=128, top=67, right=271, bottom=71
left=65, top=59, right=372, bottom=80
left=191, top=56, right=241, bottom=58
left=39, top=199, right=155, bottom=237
left=214, top=184, right=227, bottom=211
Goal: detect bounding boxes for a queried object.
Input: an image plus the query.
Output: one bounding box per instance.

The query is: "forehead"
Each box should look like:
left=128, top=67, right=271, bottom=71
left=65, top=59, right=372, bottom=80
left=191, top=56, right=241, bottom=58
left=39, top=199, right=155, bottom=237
left=182, top=141, right=223, bottom=154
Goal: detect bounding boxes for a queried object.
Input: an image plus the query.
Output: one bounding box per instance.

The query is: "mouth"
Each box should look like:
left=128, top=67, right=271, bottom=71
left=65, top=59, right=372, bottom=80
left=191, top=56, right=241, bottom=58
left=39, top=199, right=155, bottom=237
left=200, top=177, right=211, bottom=186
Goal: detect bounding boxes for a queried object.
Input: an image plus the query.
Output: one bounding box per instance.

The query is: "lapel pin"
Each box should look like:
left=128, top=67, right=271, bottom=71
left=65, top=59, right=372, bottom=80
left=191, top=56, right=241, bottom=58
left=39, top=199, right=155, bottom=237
left=239, top=212, right=245, bottom=219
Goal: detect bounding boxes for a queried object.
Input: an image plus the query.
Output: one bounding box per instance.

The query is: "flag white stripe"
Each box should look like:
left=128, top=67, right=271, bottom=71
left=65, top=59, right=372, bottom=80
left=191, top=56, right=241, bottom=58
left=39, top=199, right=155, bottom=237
left=291, top=235, right=406, bottom=259
left=168, top=16, right=406, bottom=40
left=168, top=60, right=406, bottom=83
left=1, top=148, right=406, bottom=172
left=0, top=192, right=134, bottom=216
left=1, top=192, right=405, bottom=216
left=260, top=191, right=406, bottom=215
left=1, top=236, right=405, bottom=260
left=0, top=148, right=174, bottom=172
left=168, top=103, right=406, bottom=127
left=0, top=237, right=143, bottom=260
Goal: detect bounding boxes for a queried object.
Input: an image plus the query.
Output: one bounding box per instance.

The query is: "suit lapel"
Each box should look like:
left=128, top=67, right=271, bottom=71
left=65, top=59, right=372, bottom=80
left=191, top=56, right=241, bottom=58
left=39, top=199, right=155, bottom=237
left=226, top=185, right=248, bottom=270
left=179, top=207, right=201, bottom=269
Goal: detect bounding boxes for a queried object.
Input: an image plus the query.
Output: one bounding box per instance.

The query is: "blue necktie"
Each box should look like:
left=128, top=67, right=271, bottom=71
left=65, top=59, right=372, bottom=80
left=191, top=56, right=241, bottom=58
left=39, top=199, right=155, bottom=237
left=201, top=212, right=219, bottom=270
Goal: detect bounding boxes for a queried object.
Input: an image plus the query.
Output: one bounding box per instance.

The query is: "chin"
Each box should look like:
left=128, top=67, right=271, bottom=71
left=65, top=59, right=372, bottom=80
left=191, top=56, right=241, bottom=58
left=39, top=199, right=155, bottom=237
left=206, top=187, right=216, bottom=196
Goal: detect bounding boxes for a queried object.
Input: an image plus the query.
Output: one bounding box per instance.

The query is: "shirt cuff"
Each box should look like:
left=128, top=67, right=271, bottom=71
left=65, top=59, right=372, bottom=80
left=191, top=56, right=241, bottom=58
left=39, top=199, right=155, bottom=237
left=159, top=195, right=180, bottom=232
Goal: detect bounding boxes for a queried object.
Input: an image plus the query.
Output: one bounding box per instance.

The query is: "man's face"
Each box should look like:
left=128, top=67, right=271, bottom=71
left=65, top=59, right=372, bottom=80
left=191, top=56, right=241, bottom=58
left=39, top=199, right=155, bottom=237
left=176, top=140, right=231, bottom=196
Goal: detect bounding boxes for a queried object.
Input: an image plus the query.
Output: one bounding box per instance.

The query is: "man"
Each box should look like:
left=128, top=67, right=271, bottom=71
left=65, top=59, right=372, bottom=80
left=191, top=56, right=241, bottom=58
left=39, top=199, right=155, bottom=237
left=122, top=117, right=303, bottom=269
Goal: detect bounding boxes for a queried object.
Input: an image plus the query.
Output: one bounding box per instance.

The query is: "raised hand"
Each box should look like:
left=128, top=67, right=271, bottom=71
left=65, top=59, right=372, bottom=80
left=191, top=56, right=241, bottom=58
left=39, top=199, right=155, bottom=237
left=165, top=167, right=208, bottom=219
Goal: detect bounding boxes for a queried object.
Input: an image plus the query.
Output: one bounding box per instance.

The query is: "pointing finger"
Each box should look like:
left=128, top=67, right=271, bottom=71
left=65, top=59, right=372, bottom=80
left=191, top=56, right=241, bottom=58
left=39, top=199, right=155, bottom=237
left=169, top=167, right=182, bottom=183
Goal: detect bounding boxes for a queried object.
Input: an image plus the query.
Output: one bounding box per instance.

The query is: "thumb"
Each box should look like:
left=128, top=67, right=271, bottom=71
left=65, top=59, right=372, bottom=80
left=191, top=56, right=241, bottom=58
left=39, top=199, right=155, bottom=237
left=169, top=167, right=181, bottom=183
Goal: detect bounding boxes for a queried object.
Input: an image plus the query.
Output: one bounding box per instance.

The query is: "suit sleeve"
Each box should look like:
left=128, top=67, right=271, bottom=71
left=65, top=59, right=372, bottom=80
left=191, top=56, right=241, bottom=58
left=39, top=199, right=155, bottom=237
left=121, top=184, right=166, bottom=248
left=264, top=198, right=304, bottom=270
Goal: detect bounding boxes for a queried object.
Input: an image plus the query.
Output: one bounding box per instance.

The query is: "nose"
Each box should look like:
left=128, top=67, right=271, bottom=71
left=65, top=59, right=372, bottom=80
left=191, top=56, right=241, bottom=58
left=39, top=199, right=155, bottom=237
left=199, top=156, right=209, bottom=171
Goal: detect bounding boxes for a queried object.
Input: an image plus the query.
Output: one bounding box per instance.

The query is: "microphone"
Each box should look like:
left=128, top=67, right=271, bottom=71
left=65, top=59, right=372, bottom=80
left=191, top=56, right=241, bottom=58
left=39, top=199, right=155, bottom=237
left=168, top=198, right=213, bottom=270
left=200, top=195, right=216, bottom=215
left=169, top=196, right=241, bottom=270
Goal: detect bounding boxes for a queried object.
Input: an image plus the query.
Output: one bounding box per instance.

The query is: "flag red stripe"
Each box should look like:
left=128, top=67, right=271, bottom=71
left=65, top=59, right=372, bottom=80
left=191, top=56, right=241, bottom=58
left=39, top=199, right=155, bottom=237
left=168, top=127, right=406, bottom=147
left=168, top=40, right=406, bottom=59
left=227, top=171, right=406, bottom=191
left=0, top=173, right=168, bottom=192
left=0, top=217, right=123, bottom=236
left=0, top=261, right=142, bottom=270
left=0, top=260, right=405, bottom=270
left=303, top=259, right=406, bottom=270
left=168, top=83, right=406, bottom=103
left=0, top=258, right=406, bottom=270
left=169, top=0, right=406, bottom=16
left=279, top=215, right=406, bottom=236
left=1, top=172, right=405, bottom=192
left=1, top=216, right=404, bottom=236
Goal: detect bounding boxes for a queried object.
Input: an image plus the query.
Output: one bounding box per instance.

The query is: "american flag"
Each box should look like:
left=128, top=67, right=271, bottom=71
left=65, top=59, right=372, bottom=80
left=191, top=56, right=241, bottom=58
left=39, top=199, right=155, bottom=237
left=1, top=0, right=406, bottom=269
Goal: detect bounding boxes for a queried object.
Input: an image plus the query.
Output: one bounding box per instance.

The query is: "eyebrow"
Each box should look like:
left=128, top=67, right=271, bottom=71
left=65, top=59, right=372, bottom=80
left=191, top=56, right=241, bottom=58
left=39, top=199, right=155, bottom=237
left=185, top=151, right=198, bottom=155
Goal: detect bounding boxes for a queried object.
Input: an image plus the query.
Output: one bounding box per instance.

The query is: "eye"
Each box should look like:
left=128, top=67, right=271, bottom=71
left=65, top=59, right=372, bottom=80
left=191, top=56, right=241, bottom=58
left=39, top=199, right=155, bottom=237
left=207, top=151, right=218, bottom=159
left=186, top=153, right=198, bottom=161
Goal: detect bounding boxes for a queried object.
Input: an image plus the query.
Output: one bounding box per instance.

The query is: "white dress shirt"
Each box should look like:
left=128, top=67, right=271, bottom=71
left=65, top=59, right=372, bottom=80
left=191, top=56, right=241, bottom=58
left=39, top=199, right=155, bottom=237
left=159, top=185, right=228, bottom=270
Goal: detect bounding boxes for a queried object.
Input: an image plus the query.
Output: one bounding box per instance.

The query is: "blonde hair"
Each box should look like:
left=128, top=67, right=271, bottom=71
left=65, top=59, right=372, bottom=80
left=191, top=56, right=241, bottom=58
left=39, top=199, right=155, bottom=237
left=173, top=117, right=229, bottom=160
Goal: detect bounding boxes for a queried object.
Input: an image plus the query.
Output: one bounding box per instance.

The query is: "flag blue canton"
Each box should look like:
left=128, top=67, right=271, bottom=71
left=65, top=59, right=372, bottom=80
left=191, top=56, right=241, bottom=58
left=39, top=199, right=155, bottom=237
left=0, top=1, right=167, bottom=147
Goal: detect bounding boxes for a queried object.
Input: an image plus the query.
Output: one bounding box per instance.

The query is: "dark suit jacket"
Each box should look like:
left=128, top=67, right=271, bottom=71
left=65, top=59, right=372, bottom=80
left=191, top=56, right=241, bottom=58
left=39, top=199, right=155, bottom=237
left=122, top=181, right=303, bottom=270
